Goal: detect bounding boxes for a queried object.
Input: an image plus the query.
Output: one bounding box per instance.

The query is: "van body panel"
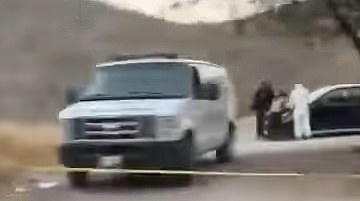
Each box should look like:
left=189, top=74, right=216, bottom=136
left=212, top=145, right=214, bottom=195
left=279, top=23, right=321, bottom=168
left=58, top=57, right=236, bottom=170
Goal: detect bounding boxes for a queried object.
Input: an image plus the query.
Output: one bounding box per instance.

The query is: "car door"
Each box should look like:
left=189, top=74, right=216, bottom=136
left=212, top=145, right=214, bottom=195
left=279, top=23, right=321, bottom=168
left=311, top=88, right=352, bottom=135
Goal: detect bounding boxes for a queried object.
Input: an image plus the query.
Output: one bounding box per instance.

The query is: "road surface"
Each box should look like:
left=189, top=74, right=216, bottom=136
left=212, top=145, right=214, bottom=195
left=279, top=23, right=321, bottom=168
left=13, top=117, right=360, bottom=201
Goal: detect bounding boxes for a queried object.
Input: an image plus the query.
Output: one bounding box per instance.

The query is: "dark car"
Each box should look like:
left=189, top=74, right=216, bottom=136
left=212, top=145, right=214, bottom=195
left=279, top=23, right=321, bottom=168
left=265, top=84, right=360, bottom=140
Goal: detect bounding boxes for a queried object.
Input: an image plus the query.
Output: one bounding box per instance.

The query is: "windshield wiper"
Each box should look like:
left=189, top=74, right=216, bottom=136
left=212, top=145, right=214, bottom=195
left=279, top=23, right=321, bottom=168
left=79, top=93, right=114, bottom=101
left=79, top=92, right=185, bottom=101
left=127, top=91, right=185, bottom=99
left=127, top=91, right=164, bottom=95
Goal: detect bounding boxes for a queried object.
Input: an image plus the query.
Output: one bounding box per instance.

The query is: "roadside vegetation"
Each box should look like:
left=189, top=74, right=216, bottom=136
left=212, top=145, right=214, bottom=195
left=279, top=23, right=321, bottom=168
left=0, top=122, right=58, bottom=183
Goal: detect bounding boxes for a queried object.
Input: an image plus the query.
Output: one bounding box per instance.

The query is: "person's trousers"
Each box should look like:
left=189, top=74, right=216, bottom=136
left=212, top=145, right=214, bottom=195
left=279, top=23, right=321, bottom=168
left=256, top=110, right=265, bottom=137
left=293, top=111, right=311, bottom=139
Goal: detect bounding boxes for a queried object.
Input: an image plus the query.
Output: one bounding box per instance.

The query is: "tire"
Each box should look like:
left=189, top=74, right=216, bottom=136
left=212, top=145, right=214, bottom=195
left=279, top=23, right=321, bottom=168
left=175, top=132, right=194, bottom=185
left=67, top=172, right=88, bottom=188
left=216, top=123, right=235, bottom=163
left=263, top=116, right=271, bottom=139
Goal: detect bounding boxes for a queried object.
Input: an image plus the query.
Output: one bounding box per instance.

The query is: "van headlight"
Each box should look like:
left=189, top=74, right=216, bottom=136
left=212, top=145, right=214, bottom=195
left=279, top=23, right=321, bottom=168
left=157, top=116, right=179, bottom=129
left=156, top=116, right=181, bottom=138
left=60, top=119, right=79, bottom=142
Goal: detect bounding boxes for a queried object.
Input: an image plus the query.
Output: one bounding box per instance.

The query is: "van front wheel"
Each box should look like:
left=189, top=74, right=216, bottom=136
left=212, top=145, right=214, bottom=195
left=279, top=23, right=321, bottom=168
left=174, top=133, right=194, bottom=185
left=67, top=172, right=88, bottom=188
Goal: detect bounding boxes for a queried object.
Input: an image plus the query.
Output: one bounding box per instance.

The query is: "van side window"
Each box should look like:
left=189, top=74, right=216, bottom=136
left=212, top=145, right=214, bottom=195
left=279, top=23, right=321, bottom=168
left=209, top=82, right=221, bottom=100
left=216, top=83, right=222, bottom=100
left=192, top=67, right=201, bottom=98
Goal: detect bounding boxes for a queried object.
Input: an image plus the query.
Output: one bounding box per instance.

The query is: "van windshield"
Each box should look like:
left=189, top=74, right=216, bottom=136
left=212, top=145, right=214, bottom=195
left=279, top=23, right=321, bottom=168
left=80, top=62, right=193, bottom=101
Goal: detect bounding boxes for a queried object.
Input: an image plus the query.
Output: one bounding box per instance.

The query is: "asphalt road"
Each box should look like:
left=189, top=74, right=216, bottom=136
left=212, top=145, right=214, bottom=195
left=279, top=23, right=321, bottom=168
left=19, top=117, right=360, bottom=201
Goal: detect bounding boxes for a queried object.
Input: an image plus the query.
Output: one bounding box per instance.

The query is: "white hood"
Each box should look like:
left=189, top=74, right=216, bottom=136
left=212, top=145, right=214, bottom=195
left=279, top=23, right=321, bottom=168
left=59, top=99, right=190, bottom=119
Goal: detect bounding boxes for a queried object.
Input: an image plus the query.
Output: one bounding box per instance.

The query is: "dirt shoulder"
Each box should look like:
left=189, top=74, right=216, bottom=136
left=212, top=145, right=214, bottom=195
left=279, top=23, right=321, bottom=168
left=0, top=122, right=58, bottom=184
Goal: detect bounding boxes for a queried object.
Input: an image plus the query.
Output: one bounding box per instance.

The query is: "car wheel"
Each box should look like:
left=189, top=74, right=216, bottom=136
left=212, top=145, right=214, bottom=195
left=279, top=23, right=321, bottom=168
left=67, top=172, right=88, bottom=188
left=216, top=123, right=235, bottom=163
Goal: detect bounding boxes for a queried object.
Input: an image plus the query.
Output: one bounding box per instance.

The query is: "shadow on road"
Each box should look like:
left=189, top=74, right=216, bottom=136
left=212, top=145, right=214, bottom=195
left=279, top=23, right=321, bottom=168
left=65, top=135, right=360, bottom=193
left=264, top=132, right=360, bottom=142
left=71, top=157, right=224, bottom=193
left=71, top=174, right=218, bottom=194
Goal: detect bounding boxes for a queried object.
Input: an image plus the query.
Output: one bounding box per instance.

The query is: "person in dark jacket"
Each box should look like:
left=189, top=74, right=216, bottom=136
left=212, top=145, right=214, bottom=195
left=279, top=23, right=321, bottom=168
left=251, top=81, right=275, bottom=139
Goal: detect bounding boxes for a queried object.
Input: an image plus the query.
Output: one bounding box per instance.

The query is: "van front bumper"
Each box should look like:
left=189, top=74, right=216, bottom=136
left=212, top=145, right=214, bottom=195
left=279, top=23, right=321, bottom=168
left=58, top=138, right=188, bottom=170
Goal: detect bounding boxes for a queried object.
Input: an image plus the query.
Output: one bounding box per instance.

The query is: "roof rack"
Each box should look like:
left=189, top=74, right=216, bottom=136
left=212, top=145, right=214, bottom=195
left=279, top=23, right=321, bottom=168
left=107, top=53, right=178, bottom=61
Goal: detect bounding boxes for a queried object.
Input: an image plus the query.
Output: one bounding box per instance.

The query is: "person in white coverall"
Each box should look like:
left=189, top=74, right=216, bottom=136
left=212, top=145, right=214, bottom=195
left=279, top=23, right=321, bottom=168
left=289, top=84, right=312, bottom=140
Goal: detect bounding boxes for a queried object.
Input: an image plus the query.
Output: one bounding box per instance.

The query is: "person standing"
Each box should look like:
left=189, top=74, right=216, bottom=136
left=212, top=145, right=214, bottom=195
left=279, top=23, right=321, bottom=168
left=251, top=81, right=275, bottom=139
left=289, top=84, right=312, bottom=140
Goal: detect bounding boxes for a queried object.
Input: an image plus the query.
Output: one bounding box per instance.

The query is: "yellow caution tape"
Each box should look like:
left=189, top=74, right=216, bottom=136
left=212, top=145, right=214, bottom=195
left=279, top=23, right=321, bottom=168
left=27, top=166, right=360, bottom=178
left=29, top=166, right=301, bottom=177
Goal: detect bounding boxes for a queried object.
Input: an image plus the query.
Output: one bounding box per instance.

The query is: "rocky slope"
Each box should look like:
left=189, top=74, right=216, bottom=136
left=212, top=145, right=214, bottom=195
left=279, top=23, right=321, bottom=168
left=0, top=0, right=359, bottom=120
left=93, top=0, right=298, bottom=24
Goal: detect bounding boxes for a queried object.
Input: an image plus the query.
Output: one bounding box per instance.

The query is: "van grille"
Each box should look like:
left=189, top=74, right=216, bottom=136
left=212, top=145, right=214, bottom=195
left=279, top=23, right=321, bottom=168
left=80, top=116, right=155, bottom=139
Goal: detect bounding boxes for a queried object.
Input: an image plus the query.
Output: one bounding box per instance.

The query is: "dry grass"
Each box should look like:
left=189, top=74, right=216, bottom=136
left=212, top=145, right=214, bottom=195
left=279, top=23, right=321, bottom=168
left=0, top=122, right=59, bottom=183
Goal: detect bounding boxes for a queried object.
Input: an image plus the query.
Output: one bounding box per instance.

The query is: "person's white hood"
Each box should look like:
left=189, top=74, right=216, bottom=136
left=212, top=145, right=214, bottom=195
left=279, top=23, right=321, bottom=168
left=290, top=84, right=310, bottom=111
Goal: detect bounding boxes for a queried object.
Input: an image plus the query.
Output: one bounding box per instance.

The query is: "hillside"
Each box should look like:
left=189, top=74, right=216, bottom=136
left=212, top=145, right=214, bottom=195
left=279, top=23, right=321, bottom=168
left=93, top=0, right=289, bottom=24
left=0, top=0, right=360, bottom=120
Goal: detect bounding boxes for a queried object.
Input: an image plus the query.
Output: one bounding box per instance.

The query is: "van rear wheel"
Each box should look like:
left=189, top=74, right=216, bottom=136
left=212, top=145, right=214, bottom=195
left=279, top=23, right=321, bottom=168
left=216, top=123, right=235, bottom=163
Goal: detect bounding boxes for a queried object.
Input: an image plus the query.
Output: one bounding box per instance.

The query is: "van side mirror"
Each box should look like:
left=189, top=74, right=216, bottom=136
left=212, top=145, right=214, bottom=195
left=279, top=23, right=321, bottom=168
left=65, top=86, right=84, bottom=105
left=198, top=83, right=220, bottom=100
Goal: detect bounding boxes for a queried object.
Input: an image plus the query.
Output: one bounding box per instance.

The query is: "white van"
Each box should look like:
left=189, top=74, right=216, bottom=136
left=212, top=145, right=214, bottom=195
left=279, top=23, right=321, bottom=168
left=58, top=54, right=237, bottom=187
